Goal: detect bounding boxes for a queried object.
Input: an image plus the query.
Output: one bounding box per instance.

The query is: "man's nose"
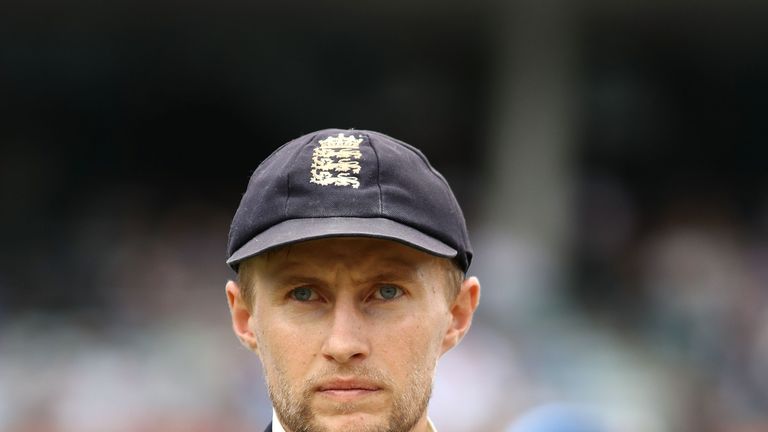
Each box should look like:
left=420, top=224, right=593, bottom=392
left=320, top=299, right=370, bottom=364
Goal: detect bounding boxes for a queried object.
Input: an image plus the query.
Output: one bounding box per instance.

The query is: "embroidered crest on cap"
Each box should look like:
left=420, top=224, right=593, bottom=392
left=309, top=133, right=363, bottom=188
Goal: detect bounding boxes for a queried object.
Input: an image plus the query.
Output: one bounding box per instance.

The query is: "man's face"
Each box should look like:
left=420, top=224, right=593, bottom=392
left=229, top=238, right=472, bottom=432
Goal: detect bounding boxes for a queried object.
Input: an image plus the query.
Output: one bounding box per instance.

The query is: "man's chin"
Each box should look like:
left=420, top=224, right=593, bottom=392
left=313, top=396, right=388, bottom=424
left=313, top=411, right=389, bottom=432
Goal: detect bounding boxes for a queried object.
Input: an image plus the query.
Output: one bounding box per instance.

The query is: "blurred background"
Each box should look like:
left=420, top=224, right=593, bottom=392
left=1, top=0, right=768, bottom=431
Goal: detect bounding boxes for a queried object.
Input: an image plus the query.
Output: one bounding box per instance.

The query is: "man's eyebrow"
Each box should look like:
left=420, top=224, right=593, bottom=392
left=263, top=254, right=429, bottom=281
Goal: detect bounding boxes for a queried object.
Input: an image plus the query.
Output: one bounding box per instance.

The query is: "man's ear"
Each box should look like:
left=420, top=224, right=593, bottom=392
left=441, top=276, right=481, bottom=354
left=226, top=280, right=258, bottom=352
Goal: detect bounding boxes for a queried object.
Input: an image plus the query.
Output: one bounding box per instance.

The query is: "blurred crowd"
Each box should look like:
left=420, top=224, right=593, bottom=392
left=1, top=175, right=767, bottom=432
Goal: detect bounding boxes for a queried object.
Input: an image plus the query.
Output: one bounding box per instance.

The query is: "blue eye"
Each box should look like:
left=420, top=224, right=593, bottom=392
left=375, top=285, right=403, bottom=300
left=291, top=287, right=316, bottom=301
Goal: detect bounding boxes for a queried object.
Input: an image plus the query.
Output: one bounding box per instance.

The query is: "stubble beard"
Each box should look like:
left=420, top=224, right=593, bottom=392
left=266, top=363, right=433, bottom=432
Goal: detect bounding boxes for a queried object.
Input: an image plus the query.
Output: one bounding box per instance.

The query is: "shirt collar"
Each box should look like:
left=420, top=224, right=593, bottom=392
left=271, top=409, right=437, bottom=432
left=271, top=410, right=286, bottom=432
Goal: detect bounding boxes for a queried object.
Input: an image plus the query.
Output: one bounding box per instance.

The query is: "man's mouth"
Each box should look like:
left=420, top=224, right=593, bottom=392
left=316, top=378, right=382, bottom=401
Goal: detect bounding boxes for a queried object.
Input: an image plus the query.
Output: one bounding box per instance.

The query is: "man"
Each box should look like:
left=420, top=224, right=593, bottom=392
left=224, top=129, right=481, bottom=432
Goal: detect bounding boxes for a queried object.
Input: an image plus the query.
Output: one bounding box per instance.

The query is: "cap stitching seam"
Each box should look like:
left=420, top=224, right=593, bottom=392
left=368, top=130, right=465, bottom=247
left=366, top=133, right=384, bottom=214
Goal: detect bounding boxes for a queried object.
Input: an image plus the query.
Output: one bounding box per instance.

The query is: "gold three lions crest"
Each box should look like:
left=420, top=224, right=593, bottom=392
left=310, top=133, right=363, bottom=188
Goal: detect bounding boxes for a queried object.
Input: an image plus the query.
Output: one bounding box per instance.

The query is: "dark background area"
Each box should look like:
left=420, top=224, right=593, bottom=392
left=2, top=1, right=492, bottom=313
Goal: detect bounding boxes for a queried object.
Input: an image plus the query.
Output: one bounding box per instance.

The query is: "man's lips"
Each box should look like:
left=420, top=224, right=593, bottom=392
left=315, top=378, right=382, bottom=400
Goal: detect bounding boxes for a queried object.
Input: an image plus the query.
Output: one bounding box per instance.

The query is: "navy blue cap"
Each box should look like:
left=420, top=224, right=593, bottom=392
left=226, top=128, right=473, bottom=272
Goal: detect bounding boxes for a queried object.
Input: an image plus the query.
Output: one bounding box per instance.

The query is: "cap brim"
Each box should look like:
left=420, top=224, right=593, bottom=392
left=226, top=217, right=457, bottom=270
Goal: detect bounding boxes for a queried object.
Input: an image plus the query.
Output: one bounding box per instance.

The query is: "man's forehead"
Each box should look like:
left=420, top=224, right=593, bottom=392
left=251, top=237, right=441, bottom=274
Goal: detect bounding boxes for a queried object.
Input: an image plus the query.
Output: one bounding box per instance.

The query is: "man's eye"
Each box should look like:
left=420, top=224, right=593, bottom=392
left=290, top=287, right=317, bottom=302
left=373, top=285, right=403, bottom=300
